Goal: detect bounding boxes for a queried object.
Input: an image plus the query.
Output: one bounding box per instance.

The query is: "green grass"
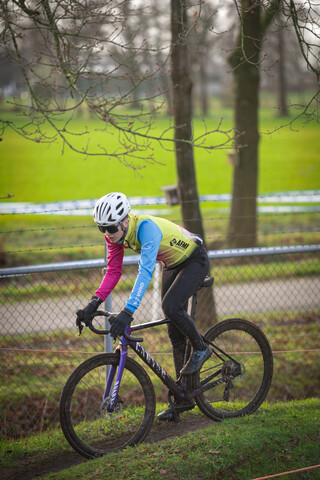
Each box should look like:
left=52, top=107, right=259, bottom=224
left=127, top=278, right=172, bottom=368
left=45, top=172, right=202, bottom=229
left=1, top=105, right=319, bottom=202
left=1, top=399, right=319, bottom=479
left=1, top=103, right=319, bottom=266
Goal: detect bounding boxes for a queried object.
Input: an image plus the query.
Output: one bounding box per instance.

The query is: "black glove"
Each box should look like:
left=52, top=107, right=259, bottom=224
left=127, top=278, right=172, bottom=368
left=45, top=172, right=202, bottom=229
left=76, top=295, right=102, bottom=327
left=109, top=308, right=133, bottom=340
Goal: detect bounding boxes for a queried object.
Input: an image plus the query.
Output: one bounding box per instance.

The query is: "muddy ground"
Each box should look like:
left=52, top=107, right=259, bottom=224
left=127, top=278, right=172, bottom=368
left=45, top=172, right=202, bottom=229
left=2, top=415, right=214, bottom=480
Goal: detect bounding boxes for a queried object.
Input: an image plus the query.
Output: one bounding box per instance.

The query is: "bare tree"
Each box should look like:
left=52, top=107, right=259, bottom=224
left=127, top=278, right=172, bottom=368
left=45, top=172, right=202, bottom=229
left=0, top=1, right=162, bottom=166
left=170, top=0, right=218, bottom=327
left=170, top=0, right=204, bottom=237
left=227, top=0, right=281, bottom=248
left=287, top=0, right=320, bottom=79
left=0, top=0, right=234, bottom=170
left=260, top=12, right=317, bottom=116
left=188, top=1, right=219, bottom=116
left=227, top=0, right=319, bottom=249
left=276, top=16, right=289, bottom=116
left=151, top=2, right=173, bottom=114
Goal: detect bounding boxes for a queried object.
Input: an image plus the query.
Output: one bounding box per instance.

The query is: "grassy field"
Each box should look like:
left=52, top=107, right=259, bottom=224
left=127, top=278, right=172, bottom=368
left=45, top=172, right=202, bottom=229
left=1, top=102, right=319, bottom=266
left=1, top=103, right=319, bottom=202
left=1, top=399, right=319, bottom=479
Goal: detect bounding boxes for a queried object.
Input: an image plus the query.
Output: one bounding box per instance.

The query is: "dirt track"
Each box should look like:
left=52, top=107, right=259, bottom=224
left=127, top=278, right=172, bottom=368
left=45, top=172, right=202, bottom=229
left=2, top=415, right=214, bottom=480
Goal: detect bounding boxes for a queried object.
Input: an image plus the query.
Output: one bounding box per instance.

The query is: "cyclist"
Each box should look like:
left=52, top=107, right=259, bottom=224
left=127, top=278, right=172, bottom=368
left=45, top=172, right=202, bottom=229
left=76, top=192, right=212, bottom=421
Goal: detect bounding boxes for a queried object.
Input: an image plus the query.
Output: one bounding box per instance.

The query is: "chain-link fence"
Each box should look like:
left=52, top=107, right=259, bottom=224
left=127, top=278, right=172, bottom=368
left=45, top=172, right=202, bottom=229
left=0, top=245, right=319, bottom=439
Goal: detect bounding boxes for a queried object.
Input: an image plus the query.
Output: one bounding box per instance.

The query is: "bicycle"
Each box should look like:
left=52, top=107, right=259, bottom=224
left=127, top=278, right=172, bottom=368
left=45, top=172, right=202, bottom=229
left=59, top=277, right=273, bottom=459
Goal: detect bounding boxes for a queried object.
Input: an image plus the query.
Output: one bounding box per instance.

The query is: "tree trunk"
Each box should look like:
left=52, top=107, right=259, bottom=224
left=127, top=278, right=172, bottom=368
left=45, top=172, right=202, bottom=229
left=227, top=0, right=281, bottom=249
left=228, top=0, right=261, bottom=249
left=122, top=0, right=140, bottom=110
left=170, top=0, right=203, bottom=237
left=199, top=51, right=209, bottom=116
left=170, top=0, right=216, bottom=327
left=277, top=23, right=288, bottom=117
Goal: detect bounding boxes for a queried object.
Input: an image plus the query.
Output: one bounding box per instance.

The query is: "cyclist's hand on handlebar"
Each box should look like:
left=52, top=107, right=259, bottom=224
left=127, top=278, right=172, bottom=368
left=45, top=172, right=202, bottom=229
left=76, top=295, right=102, bottom=329
left=109, top=308, right=133, bottom=340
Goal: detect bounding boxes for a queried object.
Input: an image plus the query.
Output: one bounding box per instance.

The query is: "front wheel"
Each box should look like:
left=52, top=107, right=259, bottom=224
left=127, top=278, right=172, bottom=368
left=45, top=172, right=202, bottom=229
left=60, top=353, right=156, bottom=458
left=195, top=318, right=273, bottom=420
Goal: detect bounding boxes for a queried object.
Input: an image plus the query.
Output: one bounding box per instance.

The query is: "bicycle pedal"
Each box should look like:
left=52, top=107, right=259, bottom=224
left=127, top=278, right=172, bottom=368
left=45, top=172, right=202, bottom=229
left=157, top=406, right=180, bottom=422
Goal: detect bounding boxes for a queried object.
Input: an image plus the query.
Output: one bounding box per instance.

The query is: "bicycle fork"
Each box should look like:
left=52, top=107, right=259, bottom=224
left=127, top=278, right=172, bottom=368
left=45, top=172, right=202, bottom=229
left=103, top=344, right=128, bottom=413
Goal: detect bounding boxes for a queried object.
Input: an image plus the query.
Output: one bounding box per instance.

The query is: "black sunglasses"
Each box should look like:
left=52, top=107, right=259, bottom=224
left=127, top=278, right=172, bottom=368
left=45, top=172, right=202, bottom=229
left=98, top=224, right=120, bottom=234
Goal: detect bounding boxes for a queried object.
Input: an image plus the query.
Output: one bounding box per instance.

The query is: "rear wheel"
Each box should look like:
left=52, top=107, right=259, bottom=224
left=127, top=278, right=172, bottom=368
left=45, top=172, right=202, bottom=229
left=195, top=318, right=273, bottom=420
left=60, top=353, right=156, bottom=458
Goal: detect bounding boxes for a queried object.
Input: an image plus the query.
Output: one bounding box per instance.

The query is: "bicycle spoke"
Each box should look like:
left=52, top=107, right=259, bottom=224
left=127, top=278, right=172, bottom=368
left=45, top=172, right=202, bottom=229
left=60, top=354, right=155, bottom=458
left=195, top=319, right=273, bottom=419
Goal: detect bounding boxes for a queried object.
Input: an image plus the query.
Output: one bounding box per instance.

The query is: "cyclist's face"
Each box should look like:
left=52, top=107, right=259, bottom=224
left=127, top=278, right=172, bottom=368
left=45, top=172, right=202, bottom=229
left=104, top=217, right=129, bottom=243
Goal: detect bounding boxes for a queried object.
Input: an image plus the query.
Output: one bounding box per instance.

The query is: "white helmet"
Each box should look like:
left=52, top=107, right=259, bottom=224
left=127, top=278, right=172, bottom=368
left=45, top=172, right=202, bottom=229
left=94, top=192, right=131, bottom=226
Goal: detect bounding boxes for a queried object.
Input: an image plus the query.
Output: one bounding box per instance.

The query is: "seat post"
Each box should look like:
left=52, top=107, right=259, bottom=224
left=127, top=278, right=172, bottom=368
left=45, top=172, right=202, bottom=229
left=190, top=292, right=198, bottom=319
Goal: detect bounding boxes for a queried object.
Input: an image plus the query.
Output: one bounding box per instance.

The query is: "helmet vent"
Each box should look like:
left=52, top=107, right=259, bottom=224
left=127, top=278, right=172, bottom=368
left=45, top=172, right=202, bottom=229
left=93, top=192, right=131, bottom=226
left=100, top=203, right=108, bottom=219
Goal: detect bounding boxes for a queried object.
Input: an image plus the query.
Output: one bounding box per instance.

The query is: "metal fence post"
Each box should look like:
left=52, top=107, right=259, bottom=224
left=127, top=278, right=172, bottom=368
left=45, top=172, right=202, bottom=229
left=152, top=262, right=161, bottom=321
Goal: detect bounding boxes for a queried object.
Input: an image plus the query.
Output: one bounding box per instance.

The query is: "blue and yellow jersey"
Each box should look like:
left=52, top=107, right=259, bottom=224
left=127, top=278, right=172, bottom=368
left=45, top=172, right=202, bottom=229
left=95, top=213, right=202, bottom=313
left=123, top=214, right=201, bottom=312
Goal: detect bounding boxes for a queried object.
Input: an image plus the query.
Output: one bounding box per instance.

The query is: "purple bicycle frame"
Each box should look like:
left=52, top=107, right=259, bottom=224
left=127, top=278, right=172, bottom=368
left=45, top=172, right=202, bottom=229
left=103, top=322, right=192, bottom=411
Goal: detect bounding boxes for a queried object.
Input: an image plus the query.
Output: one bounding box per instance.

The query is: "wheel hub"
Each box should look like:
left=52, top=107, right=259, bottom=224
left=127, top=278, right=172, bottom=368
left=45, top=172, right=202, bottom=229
left=100, top=396, right=123, bottom=421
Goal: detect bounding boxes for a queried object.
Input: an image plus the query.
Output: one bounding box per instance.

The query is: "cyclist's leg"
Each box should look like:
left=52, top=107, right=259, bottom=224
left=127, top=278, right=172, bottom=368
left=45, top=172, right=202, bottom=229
left=161, top=245, right=209, bottom=353
left=168, top=323, right=187, bottom=379
left=161, top=267, right=188, bottom=378
left=157, top=267, right=195, bottom=422
left=158, top=246, right=211, bottom=421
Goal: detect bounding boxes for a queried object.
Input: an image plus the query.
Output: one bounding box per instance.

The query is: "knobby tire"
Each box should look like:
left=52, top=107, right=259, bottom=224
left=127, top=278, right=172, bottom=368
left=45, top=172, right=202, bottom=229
left=59, top=353, right=156, bottom=458
left=195, top=318, right=273, bottom=420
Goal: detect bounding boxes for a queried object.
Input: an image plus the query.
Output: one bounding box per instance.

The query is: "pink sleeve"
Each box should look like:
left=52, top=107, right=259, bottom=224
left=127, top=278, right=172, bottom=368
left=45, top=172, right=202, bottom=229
left=95, top=238, right=124, bottom=301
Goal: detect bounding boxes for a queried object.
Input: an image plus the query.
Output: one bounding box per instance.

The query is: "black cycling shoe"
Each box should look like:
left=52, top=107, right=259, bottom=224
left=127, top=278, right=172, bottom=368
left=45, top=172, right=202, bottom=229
left=157, top=401, right=195, bottom=422
left=180, top=345, right=212, bottom=375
